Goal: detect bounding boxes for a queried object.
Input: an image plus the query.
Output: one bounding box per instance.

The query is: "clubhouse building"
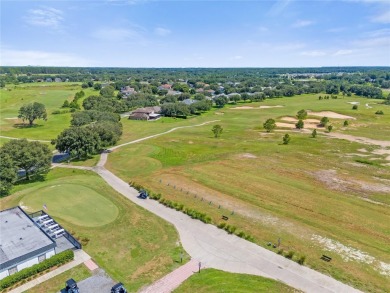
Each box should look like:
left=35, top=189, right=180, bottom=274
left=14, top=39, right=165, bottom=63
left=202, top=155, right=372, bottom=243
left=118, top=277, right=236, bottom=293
left=0, top=206, right=80, bottom=280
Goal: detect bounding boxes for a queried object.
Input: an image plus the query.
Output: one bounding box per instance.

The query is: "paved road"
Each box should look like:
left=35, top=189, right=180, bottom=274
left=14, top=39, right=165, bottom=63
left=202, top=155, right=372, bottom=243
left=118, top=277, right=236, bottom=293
left=53, top=121, right=362, bottom=293
left=87, top=165, right=361, bottom=293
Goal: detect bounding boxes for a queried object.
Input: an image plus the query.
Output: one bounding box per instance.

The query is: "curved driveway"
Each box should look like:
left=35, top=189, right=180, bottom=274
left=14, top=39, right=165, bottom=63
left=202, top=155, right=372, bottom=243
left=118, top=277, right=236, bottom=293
left=55, top=121, right=361, bottom=293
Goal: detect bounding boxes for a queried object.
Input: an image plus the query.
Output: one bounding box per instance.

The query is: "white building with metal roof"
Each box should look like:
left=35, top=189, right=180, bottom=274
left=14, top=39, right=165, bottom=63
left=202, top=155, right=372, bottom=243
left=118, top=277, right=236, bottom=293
left=0, top=206, right=56, bottom=279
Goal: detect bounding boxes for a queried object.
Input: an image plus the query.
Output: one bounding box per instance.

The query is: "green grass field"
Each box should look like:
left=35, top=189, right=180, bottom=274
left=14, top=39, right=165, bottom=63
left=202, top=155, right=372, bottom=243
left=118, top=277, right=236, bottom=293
left=0, top=83, right=96, bottom=140
left=20, top=183, right=119, bottom=227
left=25, top=264, right=92, bottom=293
left=174, top=269, right=297, bottom=293
left=106, top=94, right=390, bottom=292
left=0, top=168, right=188, bottom=292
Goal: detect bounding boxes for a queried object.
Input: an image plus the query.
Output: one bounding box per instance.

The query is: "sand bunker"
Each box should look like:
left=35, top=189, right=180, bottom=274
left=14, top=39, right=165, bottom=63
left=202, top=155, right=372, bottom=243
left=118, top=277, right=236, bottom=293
left=232, top=106, right=254, bottom=109
left=4, top=117, right=18, bottom=120
left=258, top=105, right=283, bottom=109
left=276, top=122, right=296, bottom=129
left=308, top=111, right=356, bottom=120
left=232, top=105, right=283, bottom=110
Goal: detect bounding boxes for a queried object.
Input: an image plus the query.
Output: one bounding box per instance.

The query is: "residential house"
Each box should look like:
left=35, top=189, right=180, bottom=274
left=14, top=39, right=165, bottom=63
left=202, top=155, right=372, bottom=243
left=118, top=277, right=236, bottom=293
left=129, top=106, right=162, bottom=121
left=54, top=78, right=62, bottom=82
left=158, top=84, right=172, bottom=90
left=120, top=86, right=137, bottom=97
left=181, top=99, right=196, bottom=106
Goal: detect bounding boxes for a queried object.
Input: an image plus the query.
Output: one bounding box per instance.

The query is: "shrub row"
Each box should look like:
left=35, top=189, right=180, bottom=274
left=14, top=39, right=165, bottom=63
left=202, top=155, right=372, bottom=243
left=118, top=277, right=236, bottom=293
left=0, top=250, right=74, bottom=290
left=276, top=249, right=306, bottom=265
left=217, top=222, right=255, bottom=242
left=52, top=108, right=75, bottom=114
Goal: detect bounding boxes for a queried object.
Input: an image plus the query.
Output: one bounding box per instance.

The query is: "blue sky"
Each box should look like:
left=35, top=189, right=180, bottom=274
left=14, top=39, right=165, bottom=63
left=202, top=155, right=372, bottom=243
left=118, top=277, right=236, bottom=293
left=1, top=0, right=389, bottom=67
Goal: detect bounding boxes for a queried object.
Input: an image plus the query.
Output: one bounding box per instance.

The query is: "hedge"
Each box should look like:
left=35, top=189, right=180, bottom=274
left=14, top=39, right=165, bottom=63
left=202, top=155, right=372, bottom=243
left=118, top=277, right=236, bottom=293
left=0, top=249, right=74, bottom=290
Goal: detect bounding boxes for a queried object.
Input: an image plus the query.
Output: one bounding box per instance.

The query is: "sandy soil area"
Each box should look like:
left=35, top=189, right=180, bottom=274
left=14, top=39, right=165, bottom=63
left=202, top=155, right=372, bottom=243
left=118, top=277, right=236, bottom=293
left=308, top=111, right=356, bottom=120
left=231, top=105, right=283, bottom=109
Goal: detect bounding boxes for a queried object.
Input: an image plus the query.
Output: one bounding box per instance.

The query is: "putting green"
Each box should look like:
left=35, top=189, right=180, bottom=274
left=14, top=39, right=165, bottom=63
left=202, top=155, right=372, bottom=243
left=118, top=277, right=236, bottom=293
left=21, top=184, right=119, bottom=227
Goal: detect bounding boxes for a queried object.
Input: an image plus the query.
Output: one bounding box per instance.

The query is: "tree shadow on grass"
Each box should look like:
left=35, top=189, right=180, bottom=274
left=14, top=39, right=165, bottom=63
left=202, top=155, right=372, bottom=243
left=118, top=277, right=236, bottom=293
left=15, top=174, right=46, bottom=186
left=13, top=123, right=44, bottom=129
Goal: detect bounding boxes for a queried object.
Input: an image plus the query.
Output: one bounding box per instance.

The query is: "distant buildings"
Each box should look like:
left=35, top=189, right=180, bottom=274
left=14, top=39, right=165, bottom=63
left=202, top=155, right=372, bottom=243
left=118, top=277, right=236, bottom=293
left=128, top=106, right=161, bottom=121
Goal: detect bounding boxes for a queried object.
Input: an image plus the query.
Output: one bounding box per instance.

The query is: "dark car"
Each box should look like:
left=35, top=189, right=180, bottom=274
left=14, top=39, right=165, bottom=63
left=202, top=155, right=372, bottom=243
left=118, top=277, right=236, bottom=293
left=111, top=282, right=127, bottom=293
left=65, top=279, right=79, bottom=293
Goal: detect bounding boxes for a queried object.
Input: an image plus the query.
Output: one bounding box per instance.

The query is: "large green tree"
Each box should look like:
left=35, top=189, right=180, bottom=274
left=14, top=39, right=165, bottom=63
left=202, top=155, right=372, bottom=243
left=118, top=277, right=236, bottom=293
left=53, top=127, right=101, bottom=159
left=212, top=125, right=223, bottom=138
left=18, top=102, right=47, bottom=126
left=263, top=118, right=276, bottom=132
left=0, top=152, right=18, bottom=196
left=296, top=109, right=307, bottom=120
left=0, top=139, right=52, bottom=180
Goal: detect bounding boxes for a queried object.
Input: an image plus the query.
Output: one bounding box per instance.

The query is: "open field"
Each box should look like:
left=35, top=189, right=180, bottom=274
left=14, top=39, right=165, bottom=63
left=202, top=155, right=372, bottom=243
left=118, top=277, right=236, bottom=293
left=106, top=94, right=390, bottom=292
left=0, top=168, right=188, bottom=292
left=0, top=83, right=96, bottom=140
left=25, top=264, right=91, bottom=293
left=174, top=269, right=298, bottom=293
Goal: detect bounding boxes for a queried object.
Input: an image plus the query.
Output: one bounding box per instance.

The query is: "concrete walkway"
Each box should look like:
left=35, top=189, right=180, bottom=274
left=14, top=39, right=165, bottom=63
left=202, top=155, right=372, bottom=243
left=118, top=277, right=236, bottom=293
left=9, top=250, right=91, bottom=293
left=87, top=165, right=361, bottom=293
left=52, top=121, right=363, bottom=293
left=139, top=259, right=200, bottom=293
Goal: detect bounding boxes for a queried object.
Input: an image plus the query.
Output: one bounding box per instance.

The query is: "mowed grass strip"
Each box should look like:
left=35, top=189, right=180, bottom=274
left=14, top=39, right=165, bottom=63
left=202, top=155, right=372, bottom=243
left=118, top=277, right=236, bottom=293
left=0, top=168, right=187, bottom=292
left=24, top=264, right=92, bottom=293
left=174, top=269, right=298, bottom=293
left=106, top=95, right=390, bottom=292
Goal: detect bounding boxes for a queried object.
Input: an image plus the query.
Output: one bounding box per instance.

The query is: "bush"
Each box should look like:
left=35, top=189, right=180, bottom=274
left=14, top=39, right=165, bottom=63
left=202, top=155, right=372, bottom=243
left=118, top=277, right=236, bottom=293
left=217, top=222, right=226, bottom=229
left=277, top=249, right=284, bottom=255
left=375, top=110, right=384, bottom=115
left=352, top=104, right=358, bottom=110
left=297, top=255, right=306, bottom=265
left=285, top=251, right=295, bottom=259
left=0, top=250, right=74, bottom=290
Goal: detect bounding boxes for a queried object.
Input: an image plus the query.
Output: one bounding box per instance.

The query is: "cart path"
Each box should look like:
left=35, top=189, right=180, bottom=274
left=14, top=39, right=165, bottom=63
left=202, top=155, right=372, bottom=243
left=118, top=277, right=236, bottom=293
left=139, top=259, right=200, bottom=293
left=0, top=135, right=51, bottom=143
left=52, top=120, right=362, bottom=293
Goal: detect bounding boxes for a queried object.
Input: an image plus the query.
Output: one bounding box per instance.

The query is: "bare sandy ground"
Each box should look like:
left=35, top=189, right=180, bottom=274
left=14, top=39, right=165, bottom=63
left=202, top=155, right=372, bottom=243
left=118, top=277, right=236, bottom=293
left=308, top=111, right=356, bottom=120
left=231, top=105, right=283, bottom=109
left=323, top=132, right=390, bottom=148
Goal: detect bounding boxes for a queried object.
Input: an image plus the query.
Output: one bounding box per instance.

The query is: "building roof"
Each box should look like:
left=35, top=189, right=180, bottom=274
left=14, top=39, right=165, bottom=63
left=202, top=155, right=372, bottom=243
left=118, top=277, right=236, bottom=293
left=0, top=207, right=56, bottom=270
left=129, top=112, right=149, bottom=119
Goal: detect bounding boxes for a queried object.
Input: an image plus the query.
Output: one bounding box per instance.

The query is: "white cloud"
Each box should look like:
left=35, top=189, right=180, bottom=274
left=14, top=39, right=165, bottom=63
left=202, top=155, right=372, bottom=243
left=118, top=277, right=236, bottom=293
left=353, top=37, right=390, bottom=47
left=371, top=10, right=390, bottom=23
left=231, top=55, right=243, bottom=60
left=92, top=27, right=144, bottom=41
left=24, top=7, right=63, bottom=28
left=292, top=20, right=314, bottom=28
left=333, top=49, right=354, bottom=56
left=154, top=27, right=171, bottom=37
left=301, top=50, right=327, bottom=57
left=275, top=42, right=306, bottom=51
left=0, top=49, right=91, bottom=66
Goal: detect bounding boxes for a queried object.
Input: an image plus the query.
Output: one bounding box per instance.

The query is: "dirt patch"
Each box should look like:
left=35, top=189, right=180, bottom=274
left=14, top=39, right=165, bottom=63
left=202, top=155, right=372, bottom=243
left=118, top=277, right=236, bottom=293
left=308, top=111, right=356, bottom=120
left=231, top=106, right=254, bottom=109
left=4, top=117, right=18, bottom=120
left=258, top=105, right=283, bottom=109
left=276, top=122, right=296, bottom=129
left=358, top=148, right=368, bottom=153
left=323, top=133, right=390, bottom=148
left=237, top=153, right=257, bottom=159
left=312, top=169, right=390, bottom=194
left=311, top=235, right=389, bottom=276
left=215, top=112, right=225, bottom=115
left=188, top=141, right=194, bottom=144
left=281, top=117, right=298, bottom=122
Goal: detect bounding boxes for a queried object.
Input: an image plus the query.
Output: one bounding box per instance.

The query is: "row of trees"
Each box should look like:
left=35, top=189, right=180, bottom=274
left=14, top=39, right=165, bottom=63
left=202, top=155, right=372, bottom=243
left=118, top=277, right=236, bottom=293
left=0, top=139, right=51, bottom=196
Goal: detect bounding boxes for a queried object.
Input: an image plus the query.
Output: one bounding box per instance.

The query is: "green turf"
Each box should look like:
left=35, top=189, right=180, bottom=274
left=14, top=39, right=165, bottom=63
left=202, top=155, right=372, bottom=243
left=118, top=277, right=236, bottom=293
left=20, top=183, right=119, bottom=227
left=24, top=264, right=92, bottom=293
left=106, top=94, right=390, bottom=292
left=0, top=168, right=189, bottom=292
left=0, top=84, right=97, bottom=140
left=174, top=269, right=297, bottom=293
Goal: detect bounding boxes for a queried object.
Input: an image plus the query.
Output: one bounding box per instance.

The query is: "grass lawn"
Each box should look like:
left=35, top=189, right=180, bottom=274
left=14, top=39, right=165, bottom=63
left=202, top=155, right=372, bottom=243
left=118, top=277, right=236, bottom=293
left=25, top=264, right=92, bottom=293
left=0, top=168, right=188, bottom=292
left=174, top=269, right=297, bottom=293
left=20, top=183, right=119, bottom=227
left=0, top=84, right=97, bottom=140
left=106, top=94, right=390, bottom=292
